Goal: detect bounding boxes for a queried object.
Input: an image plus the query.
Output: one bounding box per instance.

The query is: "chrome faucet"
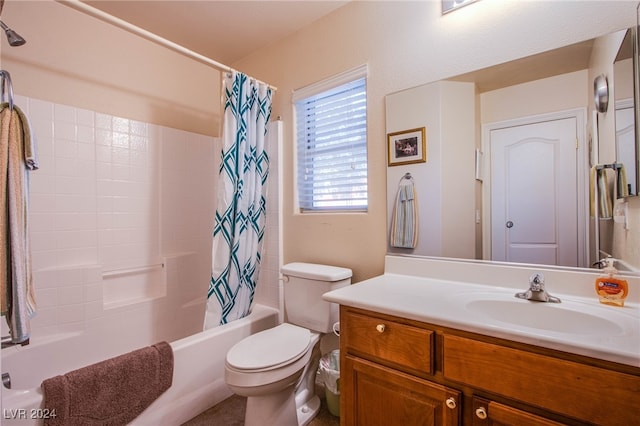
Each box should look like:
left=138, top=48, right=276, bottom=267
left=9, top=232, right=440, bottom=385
left=515, top=273, right=561, bottom=303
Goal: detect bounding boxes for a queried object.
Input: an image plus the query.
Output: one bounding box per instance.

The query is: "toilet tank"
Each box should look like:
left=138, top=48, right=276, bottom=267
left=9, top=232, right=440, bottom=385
left=281, top=262, right=352, bottom=333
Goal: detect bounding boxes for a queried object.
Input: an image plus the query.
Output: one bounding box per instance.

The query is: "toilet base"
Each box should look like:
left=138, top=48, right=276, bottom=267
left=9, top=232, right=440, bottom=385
left=297, top=395, right=320, bottom=426
left=242, top=386, right=321, bottom=426
left=244, top=386, right=298, bottom=426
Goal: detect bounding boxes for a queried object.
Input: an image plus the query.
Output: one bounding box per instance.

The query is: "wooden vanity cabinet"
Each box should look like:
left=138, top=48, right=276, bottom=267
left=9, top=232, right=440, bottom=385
left=339, top=306, right=640, bottom=426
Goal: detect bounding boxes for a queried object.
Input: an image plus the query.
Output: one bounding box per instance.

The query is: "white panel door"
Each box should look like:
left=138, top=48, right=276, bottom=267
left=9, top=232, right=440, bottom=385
left=491, top=118, right=578, bottom=266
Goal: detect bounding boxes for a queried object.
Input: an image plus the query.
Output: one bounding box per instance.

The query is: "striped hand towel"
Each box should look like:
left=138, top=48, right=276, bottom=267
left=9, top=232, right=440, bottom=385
left=390, top=182, right=419, bottom=248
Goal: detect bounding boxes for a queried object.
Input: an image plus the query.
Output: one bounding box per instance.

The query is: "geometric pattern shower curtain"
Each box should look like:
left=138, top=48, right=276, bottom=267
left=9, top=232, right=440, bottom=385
left=205, top=71, right=273, bottom=327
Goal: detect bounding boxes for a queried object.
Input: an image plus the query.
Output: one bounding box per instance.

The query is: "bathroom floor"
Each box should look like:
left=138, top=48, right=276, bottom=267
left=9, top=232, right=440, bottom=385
left=182, top=391, right=340, bottom=426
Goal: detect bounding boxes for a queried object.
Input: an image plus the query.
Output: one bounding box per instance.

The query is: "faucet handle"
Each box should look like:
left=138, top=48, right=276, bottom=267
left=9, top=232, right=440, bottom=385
left=516, top=272, right=560, bottom=303
left=529, top=273, right=545, bottom=291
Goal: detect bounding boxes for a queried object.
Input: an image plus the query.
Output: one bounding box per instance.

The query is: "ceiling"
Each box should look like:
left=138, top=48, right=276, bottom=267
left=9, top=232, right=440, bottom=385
left=82, top=1, right=601, bottom=93
left=84, top=1, right=350, bottom=66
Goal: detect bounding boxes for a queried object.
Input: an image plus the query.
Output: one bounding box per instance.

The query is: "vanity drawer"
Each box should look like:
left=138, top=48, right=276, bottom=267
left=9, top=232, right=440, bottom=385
left=443, top=335, right=640, bottom=425
left=341, top=307, right=434, bottom=375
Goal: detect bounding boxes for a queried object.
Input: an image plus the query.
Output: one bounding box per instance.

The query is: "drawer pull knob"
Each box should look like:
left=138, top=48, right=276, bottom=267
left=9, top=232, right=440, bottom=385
left=475, top=407, right=487, bottom=419
left=445, top=397, right=457, bottom=410
left=376, top=324, right=386, bottom=333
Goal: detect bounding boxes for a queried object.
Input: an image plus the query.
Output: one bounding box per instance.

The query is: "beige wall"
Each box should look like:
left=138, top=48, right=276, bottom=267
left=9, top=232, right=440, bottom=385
left=480, top=70, right=590, bottom=124
left=234, top=1, right=636, bottom=281
left=1, top=0, right=220, bottom=136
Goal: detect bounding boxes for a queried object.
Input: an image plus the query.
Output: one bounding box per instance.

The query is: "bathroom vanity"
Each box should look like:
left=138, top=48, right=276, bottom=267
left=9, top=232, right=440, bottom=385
left=323, top=256, right=640, bottom=426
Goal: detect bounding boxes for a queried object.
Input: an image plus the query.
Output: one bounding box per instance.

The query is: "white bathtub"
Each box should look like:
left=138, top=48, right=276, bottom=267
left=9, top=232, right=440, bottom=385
left=1, top=304, right=279, bottom=425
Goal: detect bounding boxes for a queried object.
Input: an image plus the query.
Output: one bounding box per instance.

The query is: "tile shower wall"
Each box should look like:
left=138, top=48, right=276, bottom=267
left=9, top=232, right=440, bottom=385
left=13, top=94, right=281, bottom=337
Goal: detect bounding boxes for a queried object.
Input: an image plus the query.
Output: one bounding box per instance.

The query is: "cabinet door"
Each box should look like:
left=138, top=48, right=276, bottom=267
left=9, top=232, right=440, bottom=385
left=471, top=398, right=565, bottom=426
left=342, top=355, right=460, bottom=426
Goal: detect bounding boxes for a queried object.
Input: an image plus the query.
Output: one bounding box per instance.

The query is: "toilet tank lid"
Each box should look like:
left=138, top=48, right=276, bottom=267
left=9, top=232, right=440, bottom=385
left=281, top=262, right=352, bottom=282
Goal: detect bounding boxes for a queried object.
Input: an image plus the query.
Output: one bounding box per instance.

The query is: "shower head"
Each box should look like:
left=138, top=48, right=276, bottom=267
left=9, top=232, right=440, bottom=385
left=0, top=20, right=25, bottom=47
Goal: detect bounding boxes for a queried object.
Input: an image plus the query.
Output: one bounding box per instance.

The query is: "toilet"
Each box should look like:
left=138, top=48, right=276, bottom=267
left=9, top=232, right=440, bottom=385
left=224, top=262, right=352, bottom=426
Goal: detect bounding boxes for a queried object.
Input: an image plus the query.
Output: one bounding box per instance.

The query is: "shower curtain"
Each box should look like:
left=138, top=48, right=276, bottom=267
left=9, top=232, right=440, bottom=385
left=205, top=71, right=272, bottom=327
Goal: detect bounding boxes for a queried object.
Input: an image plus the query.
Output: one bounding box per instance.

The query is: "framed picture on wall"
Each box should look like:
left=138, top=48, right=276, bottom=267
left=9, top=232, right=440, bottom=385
left=387, top=127, right=427, bottom=166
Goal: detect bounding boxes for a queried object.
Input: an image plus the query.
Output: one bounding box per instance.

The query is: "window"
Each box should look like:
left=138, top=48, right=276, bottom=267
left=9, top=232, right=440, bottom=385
left=293, top=65, right=368, bottom=212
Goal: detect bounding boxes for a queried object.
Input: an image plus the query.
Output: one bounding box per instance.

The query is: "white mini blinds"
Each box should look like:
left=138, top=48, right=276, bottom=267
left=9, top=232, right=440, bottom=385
left=293, top=65, right=368, bottom=212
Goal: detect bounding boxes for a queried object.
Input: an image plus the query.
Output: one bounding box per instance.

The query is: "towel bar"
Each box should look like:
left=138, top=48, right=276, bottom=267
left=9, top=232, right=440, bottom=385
left=102, top=263, right=164, bottom=279
left=595, top=162, right=624, bottom=171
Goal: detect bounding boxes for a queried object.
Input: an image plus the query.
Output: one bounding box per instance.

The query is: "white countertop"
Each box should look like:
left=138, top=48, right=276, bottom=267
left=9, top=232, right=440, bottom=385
left=323, top=256, right=640, bottom=368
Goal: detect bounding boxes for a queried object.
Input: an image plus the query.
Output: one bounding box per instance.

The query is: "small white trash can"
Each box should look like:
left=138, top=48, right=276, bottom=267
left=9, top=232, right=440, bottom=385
left=319, top=349, right=340, bottom=417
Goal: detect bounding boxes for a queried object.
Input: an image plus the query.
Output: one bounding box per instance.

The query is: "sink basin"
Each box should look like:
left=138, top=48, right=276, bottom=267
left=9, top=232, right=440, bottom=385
left=465, top=299, right=625, bottom=335
left=451, top=290, right=638, bottom=337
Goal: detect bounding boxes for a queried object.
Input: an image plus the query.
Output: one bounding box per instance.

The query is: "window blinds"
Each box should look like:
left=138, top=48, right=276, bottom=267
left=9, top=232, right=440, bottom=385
left=294, top=69, right=368, bottom=211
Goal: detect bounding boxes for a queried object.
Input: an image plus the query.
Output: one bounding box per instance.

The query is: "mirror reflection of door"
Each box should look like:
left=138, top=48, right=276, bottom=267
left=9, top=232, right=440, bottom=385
left=490, top=116, right=579, bottom=267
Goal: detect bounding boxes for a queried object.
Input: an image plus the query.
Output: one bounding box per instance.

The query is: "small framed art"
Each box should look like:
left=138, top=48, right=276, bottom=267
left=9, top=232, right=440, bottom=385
left=387, top=127, right=427, bottom=166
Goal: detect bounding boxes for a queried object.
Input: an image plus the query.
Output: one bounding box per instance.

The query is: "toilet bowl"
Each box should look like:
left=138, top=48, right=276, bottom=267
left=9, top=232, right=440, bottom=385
left=224, top=262, right=352, bottom=426
left=225, top=324, right=322, bottom=426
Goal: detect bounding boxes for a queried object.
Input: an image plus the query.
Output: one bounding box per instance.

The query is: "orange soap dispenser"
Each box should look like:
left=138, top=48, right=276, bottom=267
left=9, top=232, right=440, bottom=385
left=595, top=258, right=629, bottom=307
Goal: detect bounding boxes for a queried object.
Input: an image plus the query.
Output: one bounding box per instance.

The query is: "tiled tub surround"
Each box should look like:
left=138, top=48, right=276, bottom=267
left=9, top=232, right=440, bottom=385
left=1, top=96, right=282, bottom=423
left=324, top=255, right=640, bottom=367
left=3, top=94, right=280, bottom=339
left=11, top=94, right=218, bottom=335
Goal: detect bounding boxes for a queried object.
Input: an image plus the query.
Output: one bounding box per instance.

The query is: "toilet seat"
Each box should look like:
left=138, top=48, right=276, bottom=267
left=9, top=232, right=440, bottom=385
left=226, top=323, right=311, bottom=372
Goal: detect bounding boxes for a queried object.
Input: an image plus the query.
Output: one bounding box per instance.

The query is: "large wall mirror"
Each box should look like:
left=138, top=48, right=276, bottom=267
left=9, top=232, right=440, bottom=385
left=385, top=27, right=640, bottom=273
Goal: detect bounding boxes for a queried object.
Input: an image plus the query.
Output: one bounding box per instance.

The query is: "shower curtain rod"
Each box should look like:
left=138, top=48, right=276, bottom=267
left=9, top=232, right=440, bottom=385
left=56, top=0, right=277, bottom=91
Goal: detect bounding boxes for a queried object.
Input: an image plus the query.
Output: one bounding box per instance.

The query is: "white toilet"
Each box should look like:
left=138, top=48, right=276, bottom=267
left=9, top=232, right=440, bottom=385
left=224, top=262, right=352, bottom=426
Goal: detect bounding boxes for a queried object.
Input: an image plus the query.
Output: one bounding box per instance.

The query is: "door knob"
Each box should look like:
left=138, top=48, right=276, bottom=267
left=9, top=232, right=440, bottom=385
left=506, top=220, right=514, bottom=228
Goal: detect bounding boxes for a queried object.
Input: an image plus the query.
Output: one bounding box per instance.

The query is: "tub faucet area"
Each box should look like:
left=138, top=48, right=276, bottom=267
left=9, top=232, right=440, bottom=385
left=515, top=273, right=561, bottom=303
